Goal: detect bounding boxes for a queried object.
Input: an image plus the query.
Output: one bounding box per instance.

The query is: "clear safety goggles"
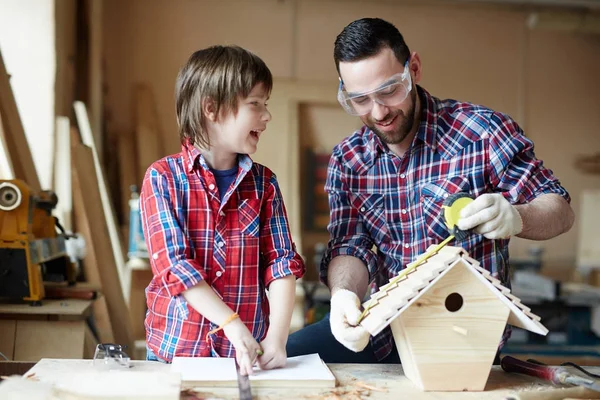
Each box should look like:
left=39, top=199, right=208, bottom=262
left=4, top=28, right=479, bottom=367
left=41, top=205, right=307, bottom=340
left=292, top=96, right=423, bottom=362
left=337, top=61, right=412, bottom=116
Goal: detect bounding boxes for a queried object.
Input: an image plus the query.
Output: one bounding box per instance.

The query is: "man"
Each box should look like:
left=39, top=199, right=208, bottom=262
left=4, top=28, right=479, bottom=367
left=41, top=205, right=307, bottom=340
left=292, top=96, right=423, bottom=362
left=286, top=17, right=574, bottom=363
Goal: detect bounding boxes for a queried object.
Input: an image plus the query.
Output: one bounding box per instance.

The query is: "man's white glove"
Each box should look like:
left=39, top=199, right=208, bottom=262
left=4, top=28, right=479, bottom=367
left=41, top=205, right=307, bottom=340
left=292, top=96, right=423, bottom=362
left=329, top=289, right=370, bottom=352
left=457, top=193, right=523, bottom=239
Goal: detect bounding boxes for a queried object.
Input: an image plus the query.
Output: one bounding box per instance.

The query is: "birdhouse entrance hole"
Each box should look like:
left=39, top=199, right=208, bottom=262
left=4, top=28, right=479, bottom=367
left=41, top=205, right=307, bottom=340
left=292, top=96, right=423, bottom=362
left=445, top=292, right=463, bottom=312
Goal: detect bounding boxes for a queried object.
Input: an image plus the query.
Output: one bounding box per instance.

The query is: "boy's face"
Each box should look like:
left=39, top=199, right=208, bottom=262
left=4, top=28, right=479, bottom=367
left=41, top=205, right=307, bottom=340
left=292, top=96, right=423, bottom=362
left=211, top=83, right=271, bottom=156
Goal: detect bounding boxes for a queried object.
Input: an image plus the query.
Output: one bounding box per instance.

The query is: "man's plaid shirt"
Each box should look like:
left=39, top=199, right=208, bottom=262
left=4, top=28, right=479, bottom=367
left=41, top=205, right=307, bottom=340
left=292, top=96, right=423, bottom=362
left=321, top=86, right=570, bottom=361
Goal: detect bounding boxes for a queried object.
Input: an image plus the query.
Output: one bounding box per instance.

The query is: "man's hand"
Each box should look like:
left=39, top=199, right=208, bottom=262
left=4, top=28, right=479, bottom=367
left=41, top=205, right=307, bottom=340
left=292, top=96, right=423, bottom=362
left=457, top=193, right=523, bottom=239
left=329, top=289, right=370, bottom=352
left=257, top=333, right=286, bottom=370
left=223, top=318, right=262, bottom=376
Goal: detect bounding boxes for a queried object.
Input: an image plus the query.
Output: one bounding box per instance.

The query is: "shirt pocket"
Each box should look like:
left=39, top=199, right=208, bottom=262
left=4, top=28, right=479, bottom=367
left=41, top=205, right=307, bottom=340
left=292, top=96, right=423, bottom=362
left=420, top=176, right=471, bottom=242
left=349, top=193, right=389, bottom=245
left=239, top=199, right=261, bottom=237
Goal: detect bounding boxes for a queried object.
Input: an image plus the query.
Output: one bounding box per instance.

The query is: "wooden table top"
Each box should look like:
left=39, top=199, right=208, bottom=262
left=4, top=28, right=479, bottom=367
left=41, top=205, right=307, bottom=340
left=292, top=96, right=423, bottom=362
left=1, top=358, right=599, bottom=400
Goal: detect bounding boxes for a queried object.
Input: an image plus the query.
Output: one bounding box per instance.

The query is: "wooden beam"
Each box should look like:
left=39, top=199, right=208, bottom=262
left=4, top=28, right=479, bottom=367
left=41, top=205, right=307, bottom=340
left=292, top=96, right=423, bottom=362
left=0, top=49, right=40, bottom=191
left=74, top=101, right=129, bottom=302
left=134, top=84, right=162, bottom=184
left=73, top=141, right=133, bottom=350
left=53, top=116, right=72, bottom=231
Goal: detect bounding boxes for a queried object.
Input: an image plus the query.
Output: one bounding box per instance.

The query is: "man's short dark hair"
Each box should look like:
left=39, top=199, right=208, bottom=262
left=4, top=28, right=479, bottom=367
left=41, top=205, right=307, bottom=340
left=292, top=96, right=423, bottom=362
left=334, top=18, right=411, bottom=74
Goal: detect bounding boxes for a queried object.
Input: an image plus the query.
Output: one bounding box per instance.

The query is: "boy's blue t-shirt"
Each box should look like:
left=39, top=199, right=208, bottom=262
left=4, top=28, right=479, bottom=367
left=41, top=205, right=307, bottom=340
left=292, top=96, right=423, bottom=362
left=211, top=166, right=238, bottom=201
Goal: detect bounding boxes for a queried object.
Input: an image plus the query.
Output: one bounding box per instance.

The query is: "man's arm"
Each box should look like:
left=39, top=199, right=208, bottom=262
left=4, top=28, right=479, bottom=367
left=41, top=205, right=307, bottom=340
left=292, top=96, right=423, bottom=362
left=516, top=193, right=574, bottom=240
left=327, top=255, right=369, bottom=299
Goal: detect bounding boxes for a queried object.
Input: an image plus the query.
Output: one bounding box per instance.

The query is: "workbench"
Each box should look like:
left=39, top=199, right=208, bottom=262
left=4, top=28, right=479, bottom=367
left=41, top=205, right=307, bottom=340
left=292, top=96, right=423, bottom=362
left=0, top=299, right=97, bottom=361
left=1, top=358, right=600, bottom=400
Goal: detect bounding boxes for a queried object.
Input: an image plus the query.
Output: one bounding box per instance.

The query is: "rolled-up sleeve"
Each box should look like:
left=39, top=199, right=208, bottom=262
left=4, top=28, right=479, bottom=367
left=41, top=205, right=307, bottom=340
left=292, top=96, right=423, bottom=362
left=320, top=153, right=378, bottom=286
left=140, top=168, right=207, bottom=296
left=259, top=174, right=305, bottom=288
left=488, top=112, right=570, bottom=204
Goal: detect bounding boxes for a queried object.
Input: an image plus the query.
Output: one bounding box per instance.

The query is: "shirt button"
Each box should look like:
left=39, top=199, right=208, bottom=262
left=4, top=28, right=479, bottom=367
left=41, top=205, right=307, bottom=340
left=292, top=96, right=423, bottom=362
left=401, top=209, right=407, bottom=214
left=444, top=193, right=449, bottom=198
left=220, top=211, right=225, bottom=217
left=152, top=253, right=159, bottom=260
left=216, top=271, right=223, bottom=277
left=404, top=243, right=410, bottom=248
left=360, top=207, right=366, bottom=212
left=400, top=174, right=406, bottom=179
left=209, top=184, right=215, bottom=190
left=217, top=241, right=224, bottom=248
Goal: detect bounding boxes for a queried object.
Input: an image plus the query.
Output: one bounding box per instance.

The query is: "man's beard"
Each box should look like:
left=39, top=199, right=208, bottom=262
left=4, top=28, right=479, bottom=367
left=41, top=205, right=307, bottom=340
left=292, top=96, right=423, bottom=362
left=368, top=88, right=417, bottom=145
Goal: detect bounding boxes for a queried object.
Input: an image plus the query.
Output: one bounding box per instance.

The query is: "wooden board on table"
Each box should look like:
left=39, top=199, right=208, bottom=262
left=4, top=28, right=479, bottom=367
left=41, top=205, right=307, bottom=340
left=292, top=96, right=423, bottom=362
left=1, top=359, right=179, bottom=400
left=0, top=49, right=40, bottom=191
left=172, top=353, right=336, bottom=388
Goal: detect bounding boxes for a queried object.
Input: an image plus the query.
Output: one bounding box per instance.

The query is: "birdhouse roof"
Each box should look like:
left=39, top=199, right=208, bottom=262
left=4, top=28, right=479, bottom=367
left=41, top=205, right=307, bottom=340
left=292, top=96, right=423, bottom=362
left=360, top=245, right=548, bottom=337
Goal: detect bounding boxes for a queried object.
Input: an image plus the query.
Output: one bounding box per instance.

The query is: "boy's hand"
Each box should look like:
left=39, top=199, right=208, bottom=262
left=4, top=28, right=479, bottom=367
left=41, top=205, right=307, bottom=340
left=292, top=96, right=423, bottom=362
left=257, top=333, right=287, bottom=370
left=223, top=318, right=262, bottom=376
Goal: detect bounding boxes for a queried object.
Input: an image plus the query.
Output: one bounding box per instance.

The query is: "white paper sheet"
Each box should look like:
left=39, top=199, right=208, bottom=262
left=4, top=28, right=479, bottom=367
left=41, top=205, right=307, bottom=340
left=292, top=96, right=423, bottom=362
left=171, top=353, right=335, bottom=387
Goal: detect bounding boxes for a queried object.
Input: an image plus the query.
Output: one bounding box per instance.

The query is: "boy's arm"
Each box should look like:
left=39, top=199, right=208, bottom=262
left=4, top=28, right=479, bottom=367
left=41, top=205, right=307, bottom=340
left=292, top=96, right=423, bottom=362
left=183, top=282, right=263, bottom=376
left=140, top=168, right=207, bottom=296
left=264, top=275, right=295, bottom=343
left=259, top=173, right=305, bottom=287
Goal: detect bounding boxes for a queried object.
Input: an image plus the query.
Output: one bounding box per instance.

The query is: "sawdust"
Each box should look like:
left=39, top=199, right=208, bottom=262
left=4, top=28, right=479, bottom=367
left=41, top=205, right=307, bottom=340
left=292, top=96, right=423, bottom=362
left=302, top=381, right=388, bottom=399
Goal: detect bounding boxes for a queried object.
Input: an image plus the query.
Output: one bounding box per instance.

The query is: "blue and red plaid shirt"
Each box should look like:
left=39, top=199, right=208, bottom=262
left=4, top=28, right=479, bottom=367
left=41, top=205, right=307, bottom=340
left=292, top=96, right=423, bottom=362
left=141, top=143, right=305, bottom=362
left=321, top=86, right=570, bottom=361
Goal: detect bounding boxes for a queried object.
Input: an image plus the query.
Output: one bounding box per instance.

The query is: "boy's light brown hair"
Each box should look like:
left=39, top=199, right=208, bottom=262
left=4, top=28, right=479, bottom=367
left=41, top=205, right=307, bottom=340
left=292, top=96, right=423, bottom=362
left=175, top=45, right=273, bottom=148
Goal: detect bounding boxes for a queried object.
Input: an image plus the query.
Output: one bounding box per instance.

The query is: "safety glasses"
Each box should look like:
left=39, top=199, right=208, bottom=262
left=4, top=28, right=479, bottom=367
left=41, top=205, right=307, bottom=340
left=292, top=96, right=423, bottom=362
left=337, top=61, right=412, bottom=116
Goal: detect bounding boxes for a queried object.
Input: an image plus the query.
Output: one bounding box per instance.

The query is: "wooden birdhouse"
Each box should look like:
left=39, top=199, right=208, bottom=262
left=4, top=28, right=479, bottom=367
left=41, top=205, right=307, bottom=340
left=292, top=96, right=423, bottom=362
left=360, top=245, right=547, bottom=392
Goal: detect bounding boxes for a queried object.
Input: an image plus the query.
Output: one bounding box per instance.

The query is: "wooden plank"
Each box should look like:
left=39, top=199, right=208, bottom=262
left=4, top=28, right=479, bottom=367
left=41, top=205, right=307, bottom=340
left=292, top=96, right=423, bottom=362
left=134, top=83, right=162, bottom=187
left=73, top=142, right=133, bottom=350
left=14, top=320, right=85, bottom=361
left=0, top=115, right=14, bottom=180
left=83, top=324, right=98, bottom=359
left=118, top=133, right=138, bottom=228
left=577, top=190, right=600, bottom=270
left=129, top=265, right=152, bottom=341
left=0, top=49, right=40, bottom=191
left=0, top=320, right=16, bottom=360
left=53, top=116, right=72, bottom=231
left=74, top=101, right=129, bottom=302
left=0, top=299, right=92, bottom=317
left=71, top=150, right=115, bottom=344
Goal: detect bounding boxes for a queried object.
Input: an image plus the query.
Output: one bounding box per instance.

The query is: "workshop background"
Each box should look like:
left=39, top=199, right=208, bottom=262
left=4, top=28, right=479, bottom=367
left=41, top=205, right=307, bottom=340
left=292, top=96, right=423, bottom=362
left=0, top=0, right=599, bottom=364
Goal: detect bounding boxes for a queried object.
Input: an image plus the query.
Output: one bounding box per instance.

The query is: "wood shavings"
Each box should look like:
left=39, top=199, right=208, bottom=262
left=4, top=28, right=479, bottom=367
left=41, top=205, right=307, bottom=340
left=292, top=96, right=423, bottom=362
left=303, top=381, right=387, bottom=399
left=354, top=381, right=388, bottom=392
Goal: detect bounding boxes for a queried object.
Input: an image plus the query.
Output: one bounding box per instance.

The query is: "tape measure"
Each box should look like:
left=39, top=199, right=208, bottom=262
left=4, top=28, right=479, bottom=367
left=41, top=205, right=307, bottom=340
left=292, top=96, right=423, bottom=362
left=358, top=192, right=474, bottom=322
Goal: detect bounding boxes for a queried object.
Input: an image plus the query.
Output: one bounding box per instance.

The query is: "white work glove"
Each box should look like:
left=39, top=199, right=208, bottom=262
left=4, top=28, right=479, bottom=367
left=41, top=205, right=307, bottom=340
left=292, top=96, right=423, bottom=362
left=329, top=289, right=370, bottom=352
left=457, top=193, right=523, bottom=239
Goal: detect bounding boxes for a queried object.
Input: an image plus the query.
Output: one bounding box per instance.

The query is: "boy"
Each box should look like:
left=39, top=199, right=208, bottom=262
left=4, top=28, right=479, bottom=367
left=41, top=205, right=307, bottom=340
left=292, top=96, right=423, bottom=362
left=140, top=45, right=305, bottom=375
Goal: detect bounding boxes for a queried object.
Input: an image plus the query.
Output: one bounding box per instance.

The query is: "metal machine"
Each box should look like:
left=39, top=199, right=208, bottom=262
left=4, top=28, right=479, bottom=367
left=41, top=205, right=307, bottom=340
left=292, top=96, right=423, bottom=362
left=0, top=179, right=75, bottom=304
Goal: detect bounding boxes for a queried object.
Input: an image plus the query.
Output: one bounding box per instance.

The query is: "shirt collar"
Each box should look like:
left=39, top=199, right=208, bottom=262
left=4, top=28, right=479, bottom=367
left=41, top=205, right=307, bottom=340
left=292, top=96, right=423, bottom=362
left=415, top=85, right=438, bottom=151
left=182, top=141, right=253, bottom=174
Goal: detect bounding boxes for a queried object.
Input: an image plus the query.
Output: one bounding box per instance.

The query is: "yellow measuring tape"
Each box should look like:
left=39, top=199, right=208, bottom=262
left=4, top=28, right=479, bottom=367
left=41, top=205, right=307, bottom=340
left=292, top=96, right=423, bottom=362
left=357, top=192, right=475, bottom=323
left=357, top=234, right=455, bottom=323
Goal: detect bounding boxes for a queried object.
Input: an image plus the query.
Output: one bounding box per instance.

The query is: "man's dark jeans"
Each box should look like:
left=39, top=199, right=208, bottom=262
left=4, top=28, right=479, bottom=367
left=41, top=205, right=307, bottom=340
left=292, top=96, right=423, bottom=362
left=286, top=313, right=400, bottom=363
left=287, top=313, right=502, bottom=365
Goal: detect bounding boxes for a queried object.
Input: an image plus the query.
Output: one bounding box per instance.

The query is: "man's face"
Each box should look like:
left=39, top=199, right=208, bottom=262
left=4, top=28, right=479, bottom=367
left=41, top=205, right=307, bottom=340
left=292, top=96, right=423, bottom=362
left=339, top=48, right=418, bottom=147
